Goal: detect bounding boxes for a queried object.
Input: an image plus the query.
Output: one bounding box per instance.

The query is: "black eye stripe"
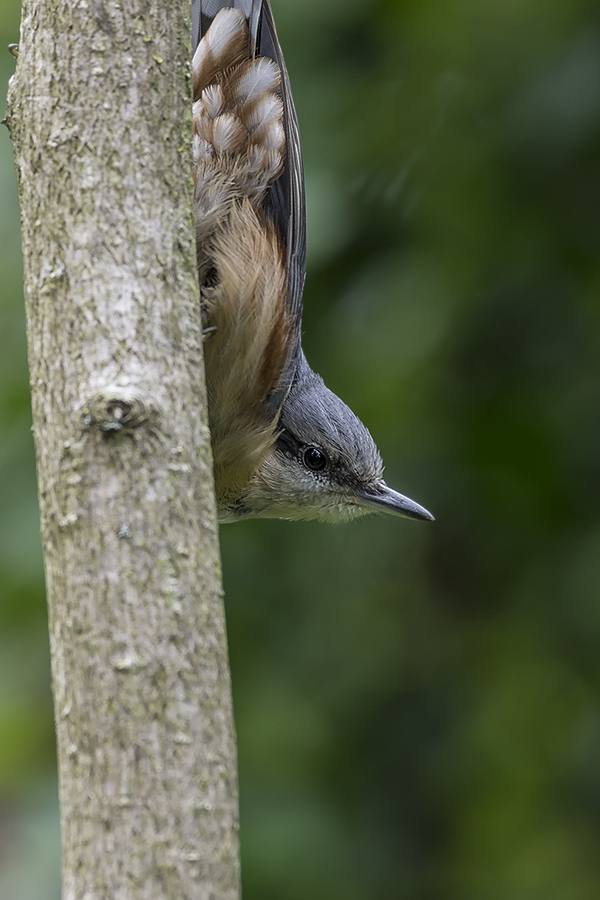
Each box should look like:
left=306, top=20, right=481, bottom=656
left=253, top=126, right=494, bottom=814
left=303, top=446, right=327, bottom=472
left=276, top=429, right=300, bottom=457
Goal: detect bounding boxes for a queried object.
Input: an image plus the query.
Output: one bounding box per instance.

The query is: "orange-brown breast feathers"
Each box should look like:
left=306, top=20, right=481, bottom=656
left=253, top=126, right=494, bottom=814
left=192, top=8, right=292, bottom=510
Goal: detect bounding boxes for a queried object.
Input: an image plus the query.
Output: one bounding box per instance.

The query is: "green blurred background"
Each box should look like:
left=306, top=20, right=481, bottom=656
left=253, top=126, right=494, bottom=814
left=2, top=0, right=600, bottom=897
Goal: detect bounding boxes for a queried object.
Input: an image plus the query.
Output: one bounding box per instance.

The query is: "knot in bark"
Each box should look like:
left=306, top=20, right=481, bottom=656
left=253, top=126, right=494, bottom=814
left=81, top=388, right=160, bottom=434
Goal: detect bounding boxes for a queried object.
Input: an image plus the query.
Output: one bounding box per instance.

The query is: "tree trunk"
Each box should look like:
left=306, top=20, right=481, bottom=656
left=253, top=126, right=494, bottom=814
left=5, top=1, right=240, bottom=898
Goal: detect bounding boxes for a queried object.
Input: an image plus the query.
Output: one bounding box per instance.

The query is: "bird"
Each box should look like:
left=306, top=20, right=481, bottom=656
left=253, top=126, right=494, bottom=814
left=192, top=0, right=433, bottom=525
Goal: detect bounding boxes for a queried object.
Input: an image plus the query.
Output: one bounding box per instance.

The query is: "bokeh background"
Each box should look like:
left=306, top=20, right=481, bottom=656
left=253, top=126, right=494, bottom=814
left=2, top=0, right=600, bottom=897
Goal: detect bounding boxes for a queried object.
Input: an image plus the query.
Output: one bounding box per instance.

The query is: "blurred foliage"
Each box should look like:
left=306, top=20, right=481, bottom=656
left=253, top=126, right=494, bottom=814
left=1, top=0, right=600, bottom=897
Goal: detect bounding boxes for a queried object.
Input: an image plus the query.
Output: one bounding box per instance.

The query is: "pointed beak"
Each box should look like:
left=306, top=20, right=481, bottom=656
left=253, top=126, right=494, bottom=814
left=357, top=481, right=434, bottom=522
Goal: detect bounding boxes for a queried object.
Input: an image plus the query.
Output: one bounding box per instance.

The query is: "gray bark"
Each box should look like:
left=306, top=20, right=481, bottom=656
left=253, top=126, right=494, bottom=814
left=5, top=1, right=240, bottom=898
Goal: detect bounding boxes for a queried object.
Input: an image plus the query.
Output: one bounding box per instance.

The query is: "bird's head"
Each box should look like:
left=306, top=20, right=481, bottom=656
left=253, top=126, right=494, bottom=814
left=223, top=356, right=434, bottom=524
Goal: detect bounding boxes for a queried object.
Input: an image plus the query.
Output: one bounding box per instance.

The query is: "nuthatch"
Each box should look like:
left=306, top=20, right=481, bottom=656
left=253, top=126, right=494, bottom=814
left=192, top=0, right=433, bottom=524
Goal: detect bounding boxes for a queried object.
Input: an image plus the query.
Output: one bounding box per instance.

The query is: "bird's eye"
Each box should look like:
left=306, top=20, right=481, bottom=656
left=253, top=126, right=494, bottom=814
left=303, top=446, right=327, bottom=472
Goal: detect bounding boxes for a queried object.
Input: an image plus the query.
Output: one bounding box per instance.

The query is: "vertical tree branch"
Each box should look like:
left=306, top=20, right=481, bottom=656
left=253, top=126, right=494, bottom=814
left=5, top=1, right=240, bottom=897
